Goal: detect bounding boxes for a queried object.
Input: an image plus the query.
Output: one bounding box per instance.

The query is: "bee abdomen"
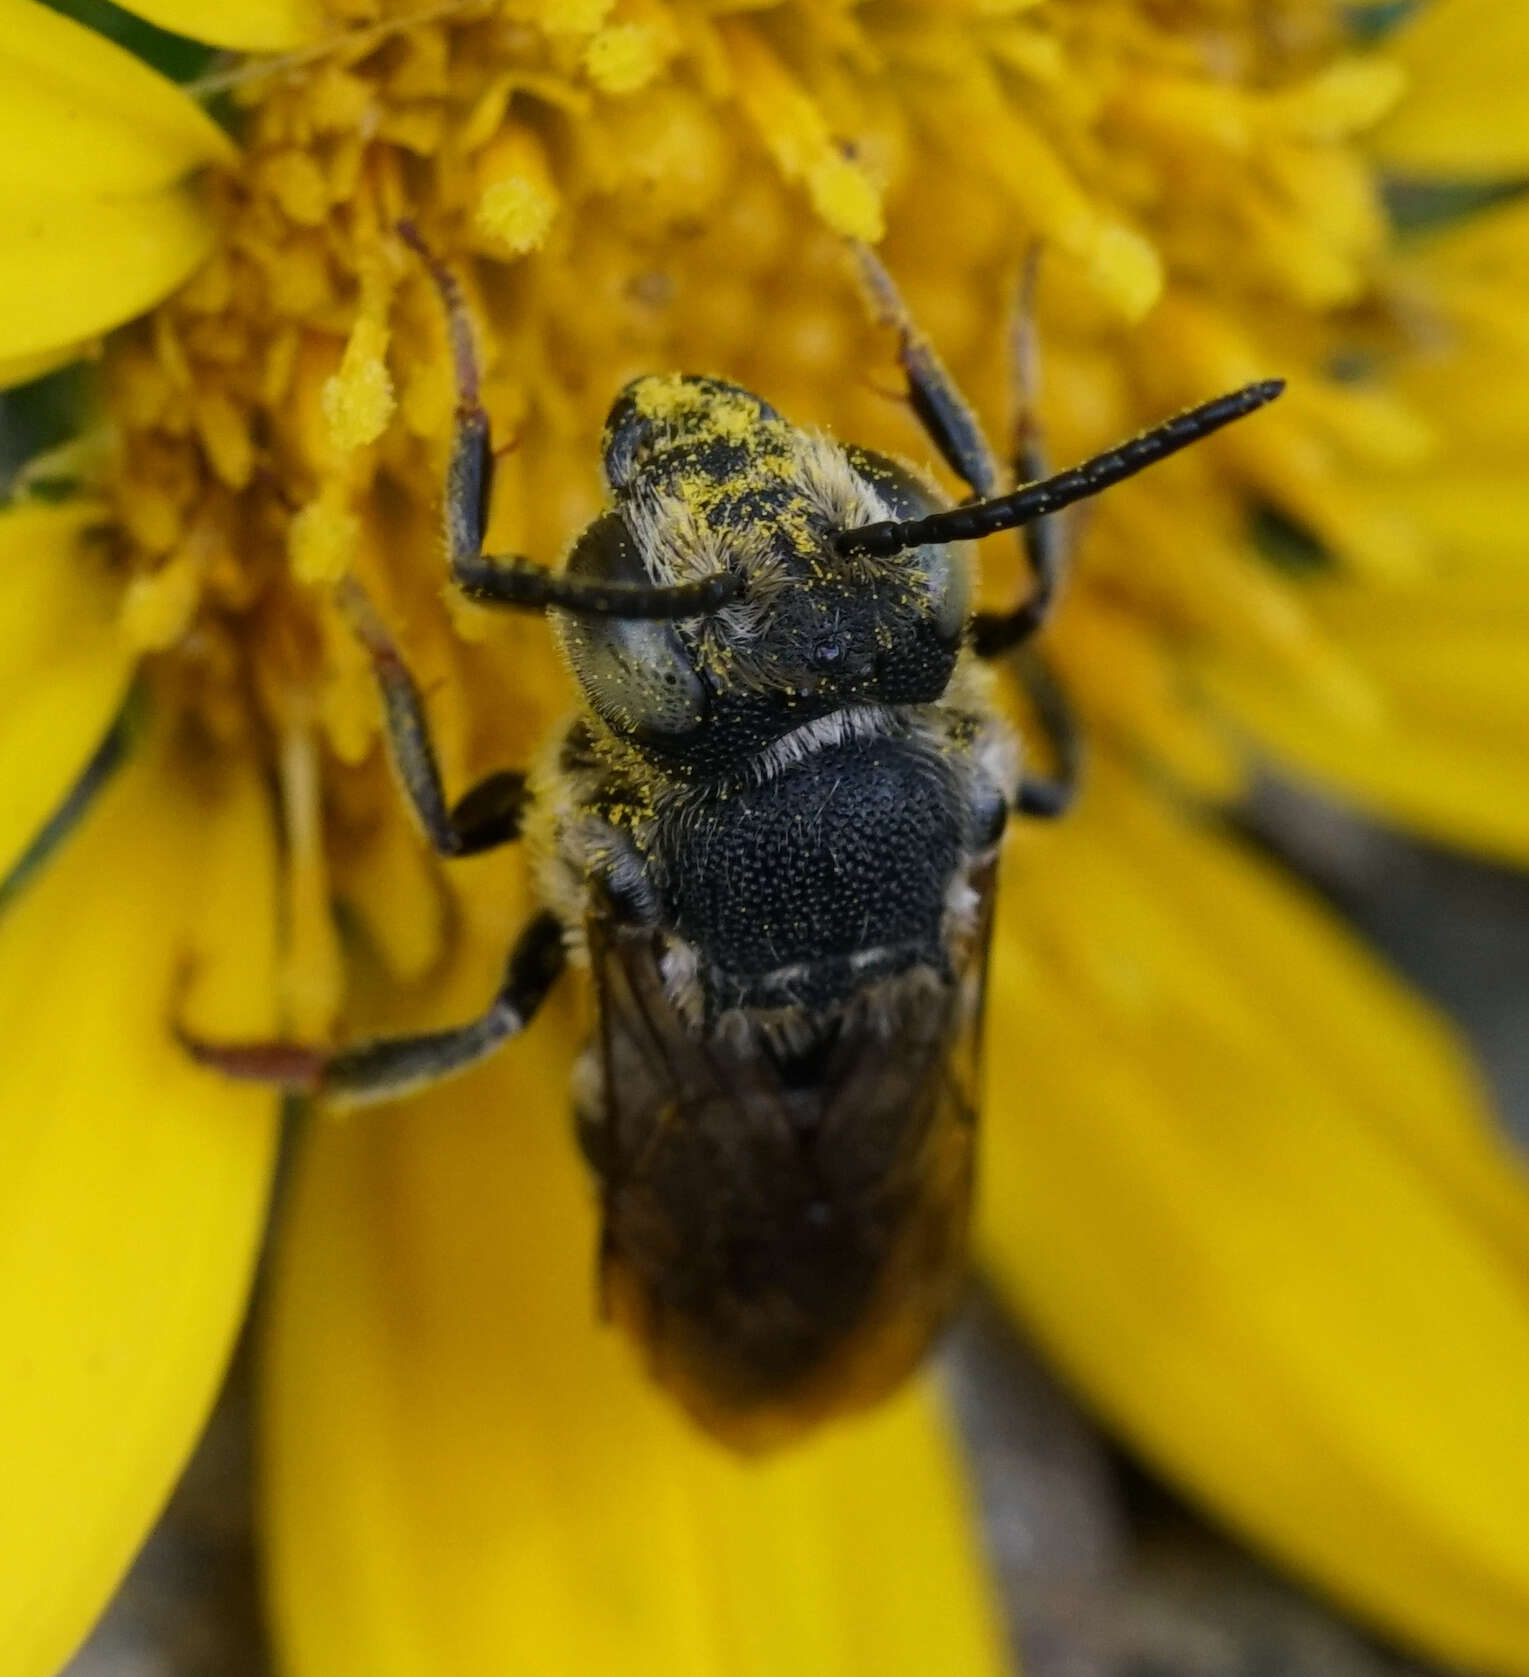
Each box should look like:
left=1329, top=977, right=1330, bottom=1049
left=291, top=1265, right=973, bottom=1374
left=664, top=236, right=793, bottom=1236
left=591, top=1012, right=973, bottom=1452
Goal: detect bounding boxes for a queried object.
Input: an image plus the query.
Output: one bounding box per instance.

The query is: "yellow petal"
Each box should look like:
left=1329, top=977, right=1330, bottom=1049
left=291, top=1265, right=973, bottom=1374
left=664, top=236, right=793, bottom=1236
left=118, top=0, right=324, bottom=50
left=0, top=0, right=233, bottom=200
left=1376, top=0, right=1529, bottom=173
left=0, top=340, right=92, bottom=390
left=721, top=23, right=884, bottom=243
left=0, top=731, right=280, bottom=1677
left=0, top=0, right=232, bottom=366
left=1203, top=632, right=1529, bottom=866
left=262, top=919, right=1006, bottom=1677
left=1317, top=584, right=1529, bottom=734
left=0, top=502, right=135, bottom=885
left=0, top=184, right=217, bottom=363
left=980, top=762, right=1529, bottom=1674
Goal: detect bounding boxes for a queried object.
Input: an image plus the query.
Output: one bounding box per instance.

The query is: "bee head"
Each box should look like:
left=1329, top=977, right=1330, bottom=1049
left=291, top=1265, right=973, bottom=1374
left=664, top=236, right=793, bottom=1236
left=554, top=375, right=970, bottom=759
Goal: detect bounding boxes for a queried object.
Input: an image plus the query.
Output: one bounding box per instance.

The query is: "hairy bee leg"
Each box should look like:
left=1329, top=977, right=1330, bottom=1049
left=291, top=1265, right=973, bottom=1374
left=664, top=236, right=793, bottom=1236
left=179, top=910, right=566, bottom=1107
left=1012, top=650, right=1082, bottom=819
left=850, top=240, right=1001, bottom=497
left=974, top=251, right=1065, bottom=660
left=852, top=242, right=1066, bottom=656
left=336, top=579, right=528, bottom=857
left=399, top=220, right=739, bottom=622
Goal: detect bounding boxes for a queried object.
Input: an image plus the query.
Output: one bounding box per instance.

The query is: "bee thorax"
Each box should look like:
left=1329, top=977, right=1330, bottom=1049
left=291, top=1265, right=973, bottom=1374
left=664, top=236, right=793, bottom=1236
left=655, top=735, right=966, bottom=1015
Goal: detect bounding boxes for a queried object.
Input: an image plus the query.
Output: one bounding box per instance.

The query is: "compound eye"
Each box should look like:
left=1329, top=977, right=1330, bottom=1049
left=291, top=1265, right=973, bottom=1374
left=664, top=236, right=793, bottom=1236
left=843, top=446, right=970, bottom=644
left=567, top=618, right=707, bottom=736
left=554, top=512, right=707, bottom=737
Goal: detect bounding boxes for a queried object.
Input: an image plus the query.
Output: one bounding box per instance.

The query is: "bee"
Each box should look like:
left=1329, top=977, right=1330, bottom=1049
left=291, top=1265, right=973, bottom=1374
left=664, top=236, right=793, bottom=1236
left=186, top=225, right=1281, bottom=1450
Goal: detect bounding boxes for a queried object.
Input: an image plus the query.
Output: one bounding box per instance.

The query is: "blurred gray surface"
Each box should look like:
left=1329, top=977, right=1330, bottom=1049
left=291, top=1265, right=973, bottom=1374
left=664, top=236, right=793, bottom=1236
left=944, top=1290, right=1436, bottom=1677
left=64, top=1342, right=269, bottom=1677
left=63, top=786, right=1529, bottom=1677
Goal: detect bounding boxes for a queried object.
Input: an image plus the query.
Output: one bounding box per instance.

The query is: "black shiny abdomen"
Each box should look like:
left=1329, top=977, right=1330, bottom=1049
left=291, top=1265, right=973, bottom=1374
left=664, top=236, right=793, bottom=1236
left=659, top=736, right=963, bottom=1013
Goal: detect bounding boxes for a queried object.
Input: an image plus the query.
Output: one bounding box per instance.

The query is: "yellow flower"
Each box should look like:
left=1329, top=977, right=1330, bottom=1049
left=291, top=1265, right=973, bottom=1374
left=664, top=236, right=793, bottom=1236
left=3, top=1, right=1529, bottom=1674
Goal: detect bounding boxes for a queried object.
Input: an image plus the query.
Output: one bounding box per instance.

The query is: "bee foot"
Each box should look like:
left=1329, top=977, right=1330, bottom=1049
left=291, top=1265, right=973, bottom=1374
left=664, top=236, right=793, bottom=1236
left=175, top=1026, right=329, bottom=1093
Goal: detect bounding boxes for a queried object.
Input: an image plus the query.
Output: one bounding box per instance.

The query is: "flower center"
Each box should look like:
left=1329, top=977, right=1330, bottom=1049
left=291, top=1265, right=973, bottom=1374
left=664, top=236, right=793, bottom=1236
left=92, top=0, right=1408, bottom=1026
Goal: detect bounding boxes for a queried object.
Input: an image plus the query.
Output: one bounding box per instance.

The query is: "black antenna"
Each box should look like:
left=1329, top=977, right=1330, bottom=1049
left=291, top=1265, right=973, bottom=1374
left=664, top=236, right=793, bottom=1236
left=834, top=379, right=1284, bottom=558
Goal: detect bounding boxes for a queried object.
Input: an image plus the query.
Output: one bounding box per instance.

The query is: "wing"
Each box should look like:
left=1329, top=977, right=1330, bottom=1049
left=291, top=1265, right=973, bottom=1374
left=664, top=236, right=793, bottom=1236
left=580, top=862, right=997, bottom=1452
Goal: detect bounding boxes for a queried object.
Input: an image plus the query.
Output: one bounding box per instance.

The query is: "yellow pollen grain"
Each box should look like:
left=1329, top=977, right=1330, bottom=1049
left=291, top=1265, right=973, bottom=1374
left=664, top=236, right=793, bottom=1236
left=585, top=24, right=667, bottom=96
left=724, top=23, right=885, bottom=244
left=322, top=313, right=395, bottom=452
left=477, top=178, right=558, bottom=256
left=633, top=374, right=702, bottom=421
left=805, top=153, right=884, bottom=244
left=711, top=405, right=755, bottom=444
left=475, top=126, right=560, bottom=257
left=289, top=489, right=360, bottom=587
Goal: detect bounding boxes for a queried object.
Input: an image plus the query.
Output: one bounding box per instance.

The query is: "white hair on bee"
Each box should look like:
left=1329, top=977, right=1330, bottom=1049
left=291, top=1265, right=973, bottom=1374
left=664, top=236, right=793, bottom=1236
left=789, top=431, right=900, bottom=566
left=624, top=487, right=781, bottom=609
left=569, top=1041, right=606, bottom=1126
left=941, top=872, right=981, bottom=947
left=702, top=945, right=962, bottom=1055
left=744, top=702, right=897, bottom=786
left=660, top=931, right=706, bottom=1026
left=791, top=430, right=959, bottom=591
left=849, top=964, right=951, bottom=1042
left=970, top=695, right=1023, bottom=831
left=620, top=485, right=793, bottom=688
left=713, top=995, right=820, bottom=1058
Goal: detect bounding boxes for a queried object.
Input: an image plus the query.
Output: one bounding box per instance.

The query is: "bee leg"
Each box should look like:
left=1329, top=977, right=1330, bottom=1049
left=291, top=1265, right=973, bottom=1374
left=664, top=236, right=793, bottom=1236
left=973, top=251, right=1067, bottom=660
left=851, top=243, right=1065, bottom=657
left=179, top=911, right=566, bottom=1107
left=337, top=579, right=528, bottom=857
left=850, top=240, right=1002, bottom=498
left=1012, top=649, right=1082, bottom=819
left=399, top=221, right=738, bottom=623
